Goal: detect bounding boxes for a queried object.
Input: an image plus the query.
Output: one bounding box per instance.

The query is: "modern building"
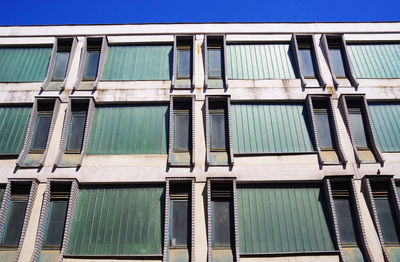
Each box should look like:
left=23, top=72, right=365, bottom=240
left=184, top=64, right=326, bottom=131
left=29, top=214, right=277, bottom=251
left=0, top=22, right=399, bottom=262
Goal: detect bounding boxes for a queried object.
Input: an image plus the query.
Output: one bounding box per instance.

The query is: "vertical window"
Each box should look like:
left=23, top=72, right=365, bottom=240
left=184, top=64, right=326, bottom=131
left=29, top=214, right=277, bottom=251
left=331, top=183, right=359, bottom=246
left=298, top=41, right=316, bottom=79
left=52, top=39, right=72, bottom=81
left=173, top=101, right=190, bottom=152
left=169, top=183, right=190, bottom=248
left=43, top=183, right=70, bottom=249
left=209, top=102, right=227, bottom=152
left=0, top=183, right=30, bottom=248
left=211, top=183, right=233, bottom=248
left=66, top=102, right=88, bottom=153
left=83, top=39, right=101, bottom=80
left=371, top=181, right=400, bottom=245
left=312, top=99, right=340, bottom=163
left=177, top=47, right=191, bottom=79
left=30, top=101, right=55, bottom=152
left=208, top=48, right=222, bottom=79
left=327, top=40, right=346, bottom=78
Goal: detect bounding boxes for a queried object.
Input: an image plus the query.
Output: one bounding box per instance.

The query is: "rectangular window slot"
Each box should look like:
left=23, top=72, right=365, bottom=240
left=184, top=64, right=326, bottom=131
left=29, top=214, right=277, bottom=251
left=52, top=39, right=73, bottom=81
left=211, top=183, right=233, bottom=248
left=83, top=38, right=102, bottom=80
left=65, top=101, right=88, bottom=153
left=30, top=101, right=55, bottom=153
left=327, top=38, right=347, bottom=79
left=209, top=101, right=228, bottom=152
left=169, top=183, right=191, bottom=249
left=176, top=37, right=192, bottom=80
left=173, top=101, right=191, bottom=153
left=297, top=40, right=316, bottom=79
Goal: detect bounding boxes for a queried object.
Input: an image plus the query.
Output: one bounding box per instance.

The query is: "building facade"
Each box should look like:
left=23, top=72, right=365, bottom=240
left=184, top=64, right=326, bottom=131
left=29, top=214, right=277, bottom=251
left=0, top=22, right=399, bottom=262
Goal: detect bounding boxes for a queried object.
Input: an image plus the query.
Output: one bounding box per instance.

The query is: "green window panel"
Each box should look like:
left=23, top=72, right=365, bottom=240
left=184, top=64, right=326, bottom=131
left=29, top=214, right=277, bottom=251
left=231, top=103, right=314, bottom=154
left=102, top=45, right=173, bottom=81
left=237, top=184, right=335, bottom=254
left=226, top=44, right=296, bottom=79
left=369, top=103, right=400, bottom=152
left=347, top=44, right=400, bottom=79
left=0, top=47, right=52, bottom=82
left=86, top=104, right=168, bottom=155
left=0, top=106, right=32, bottom=155
left=67, top=185, right=164, bottom=255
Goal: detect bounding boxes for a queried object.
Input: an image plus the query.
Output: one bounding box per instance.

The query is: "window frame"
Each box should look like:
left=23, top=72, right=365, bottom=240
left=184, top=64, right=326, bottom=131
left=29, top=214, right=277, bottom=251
left=65, top=110, right=88, bottom=153
left=204, top=35, right=228, bottom=89
left=29, top=110, right=53, bottom=153
left=339, top=94, right=384, bottom=164
left=321, top=34, right=359, bottom=88
left=291, top=34, right=326, bottom=88
left=306, top=95, right=346, bottom=165
left=176, top=46, right=191, bottom=80
left=172, top=35, right=195, bottom=89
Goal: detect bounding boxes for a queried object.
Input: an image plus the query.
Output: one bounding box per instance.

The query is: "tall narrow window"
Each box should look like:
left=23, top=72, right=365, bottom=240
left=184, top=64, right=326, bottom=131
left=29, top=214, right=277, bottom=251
left=30, top=101, right=55, bottom=153
left=327, top=40, right=346, bottom=78
left=66, top=102, right=88, bottom=153
left=332, top=183, right=359, bottom=246
left=173, top=101, right=190, bottom=152
left=83, top=39, right=101, bottom=80
left=169, top=184, right=190, bottom=248
left=0, top=183, right=30, bottom=248
left=346, top=99, right=375, bottom=162
left=177, top=46, right=191, bottom=79
left=298, top=41, right=316, bottom=79
left=209, top=102, right=227, bottom=152
left=211, top=183, right=233, bottom=248
left=313, top=100, right=339, bottom=163
left=43, top=183, right=70, bottom=249
left=371, top=181, right=400, bottom=245
left=52, top=39, right=72, bottom=81
left=208, top=48, right=222, bottom=79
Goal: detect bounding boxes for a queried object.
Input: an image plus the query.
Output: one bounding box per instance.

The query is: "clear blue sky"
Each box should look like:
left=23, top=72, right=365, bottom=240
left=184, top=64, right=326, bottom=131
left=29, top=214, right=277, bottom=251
left=1, top=0, right=399, bottom=25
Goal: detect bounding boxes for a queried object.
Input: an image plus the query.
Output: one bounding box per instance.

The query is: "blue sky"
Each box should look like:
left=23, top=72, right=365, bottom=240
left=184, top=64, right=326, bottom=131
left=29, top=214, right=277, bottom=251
left=1, top=0, right=399, bottom=25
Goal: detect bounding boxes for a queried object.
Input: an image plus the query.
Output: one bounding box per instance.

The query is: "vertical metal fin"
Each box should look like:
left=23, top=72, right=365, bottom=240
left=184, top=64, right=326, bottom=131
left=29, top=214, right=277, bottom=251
left=41, top=38, right=58, bottom=91
left=168, top=97, right=174, bottom=165
left=93, top=36, right=108, bottom=90
left=171, top=35, right=177, bottom=88
left=341, top=35, right=359, bottom=87
left=204, top=35, right=208, bottom=89
left=321, top=34, right=339, bottom=88
left=291, top=34, right=306, bottom=88
left=73, top=38, right=87, bottom=90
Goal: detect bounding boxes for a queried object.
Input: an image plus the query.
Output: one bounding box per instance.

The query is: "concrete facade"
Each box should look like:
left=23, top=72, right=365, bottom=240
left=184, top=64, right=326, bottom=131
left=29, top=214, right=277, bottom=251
left=0, top=22, right=399, bottom=262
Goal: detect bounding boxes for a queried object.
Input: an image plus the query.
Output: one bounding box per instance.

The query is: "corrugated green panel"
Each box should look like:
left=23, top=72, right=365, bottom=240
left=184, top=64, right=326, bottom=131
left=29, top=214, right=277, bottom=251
left=67, top=185, right=164, bottom=255
left=0, top=47, right=52, bottom=82
left=231, top=103, right=314, bottom=154
left=226, top=44, right=296, bottom=79
left=368, top=103, right=400, bottom=152
left=102, top=45, right=173, bottom=80
left=237, top=184, right=335, bottom=254
left=347, top=44, right=400, bottom=79
left=86, top=104, right=168, bottom=155
left=0, top=106, right=32, bottom=155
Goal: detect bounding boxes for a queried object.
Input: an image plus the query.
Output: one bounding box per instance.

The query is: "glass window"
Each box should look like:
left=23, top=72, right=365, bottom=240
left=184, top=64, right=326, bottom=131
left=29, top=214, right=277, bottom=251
left=171, top=200, right=188, bottom=247
left=299, top=47, right=315, bottom=79
left=31, top=112, right=52, bottom=152
left=328, top=47, right=346, bottom=78
left=213, top=198, right=232, bottom=247
left=177, top=48, right=191, bottom=79
left=52, top=52, right=70, bottom=81
left=43, top=199, right=68, bottom=248
left=210, top=111, right=226, bottom=151
left=66, top=112, right=87, bottom=152
left=83, top=51, right=100, bottom=80
left=314, top=108, right=334, bottom=149
left=334, top=196, right=358, bottom=245
left=174, top=111, right=190, bottom=152
left=1, top=184, right=30, bottom=248
left=347, top=106, right=369, bottom=149
left=208, top=48, right=222, bottom=79
left=374, top=197, right=400, bottom=244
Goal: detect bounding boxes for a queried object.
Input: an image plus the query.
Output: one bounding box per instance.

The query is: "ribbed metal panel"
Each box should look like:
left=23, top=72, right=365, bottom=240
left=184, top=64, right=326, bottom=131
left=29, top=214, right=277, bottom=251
left=66, top=185, right=164, bottom=255
left=231, top=103, right=314, bottom=154
left=347, top=44, right=400, bottom=79
left=102, top=45, right=173, bottom=80
left=368, top=103, right=400, bottom=152
left=237, top=184, right=335, bottom=254
left=86, top=104, right=168, bottom=155
left=226, top=44, right=296, bottom=79
left=0, top=47, right=52, bottom=82
left=0, top=106, right=31, bottom=155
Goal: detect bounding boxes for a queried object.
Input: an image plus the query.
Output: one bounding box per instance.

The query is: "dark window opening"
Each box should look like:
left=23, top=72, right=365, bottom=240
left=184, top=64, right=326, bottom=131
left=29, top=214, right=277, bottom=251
left=211, top=183, right=233, bottom=248
left=371, top=181, right=400, bottom=245
left=52, top=39, right=73, bottom=81
left=176, top=37, right=192, bottom=80
left=173, top=101, right=191, bottom=152
left=43, top=183, right=70, bottom=249
left=209, top=101, right=228, bottom=152
left=0, top=183, right=31, bottom=248
left=169, top=183, right=191, bottom=248
left=30, top=101, right=55, bottom=153
left=83, top=38, right=102, bottom=80
left=65, top=101, right=88, bottom=153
